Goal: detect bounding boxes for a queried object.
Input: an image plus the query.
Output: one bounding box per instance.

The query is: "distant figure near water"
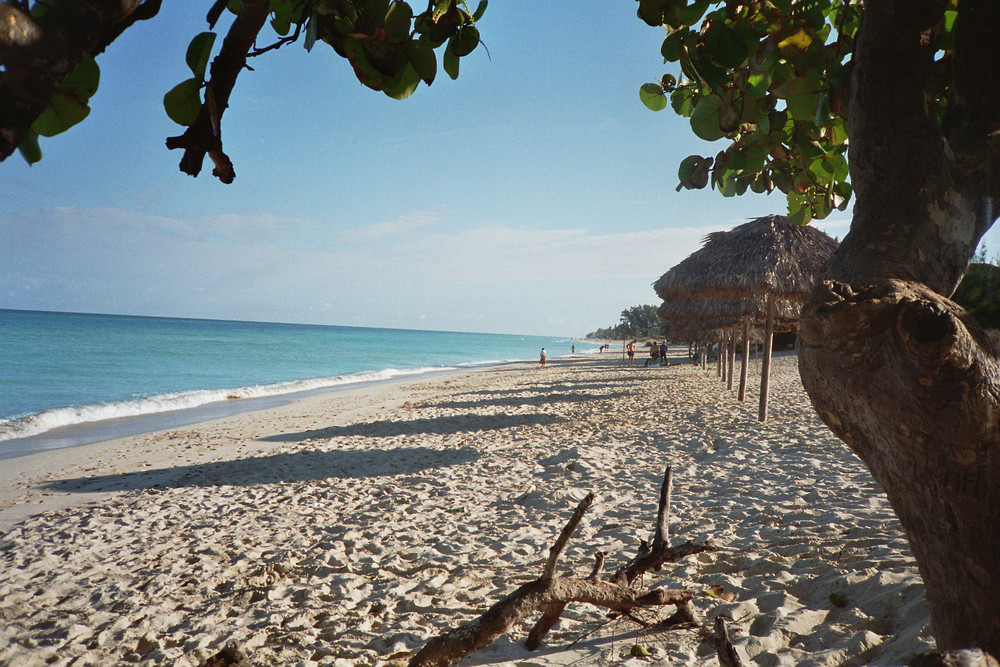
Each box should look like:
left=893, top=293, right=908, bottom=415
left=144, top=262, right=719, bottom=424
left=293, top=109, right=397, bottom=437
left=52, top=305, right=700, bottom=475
left=626, top=340, right=636, bottom=367
left=540, top=348, right=547, bottom=366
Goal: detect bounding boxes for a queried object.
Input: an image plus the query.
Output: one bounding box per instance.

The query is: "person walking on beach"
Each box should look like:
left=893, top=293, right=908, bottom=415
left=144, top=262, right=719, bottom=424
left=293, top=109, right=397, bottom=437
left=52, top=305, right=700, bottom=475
left=626, top=339, right=636, bottom=367
left=540, top=348, right=547, bottom=366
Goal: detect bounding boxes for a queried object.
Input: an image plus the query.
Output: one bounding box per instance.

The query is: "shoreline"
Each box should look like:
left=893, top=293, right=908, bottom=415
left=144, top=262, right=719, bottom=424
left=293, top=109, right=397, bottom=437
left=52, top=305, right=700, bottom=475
left=0, top=351, right=932, bottom=665
left=1, top=350, right=601, bottom=460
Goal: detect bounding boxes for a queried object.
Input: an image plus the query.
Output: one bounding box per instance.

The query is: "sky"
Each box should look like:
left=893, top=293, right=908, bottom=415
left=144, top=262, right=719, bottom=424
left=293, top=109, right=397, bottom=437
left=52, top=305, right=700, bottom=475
left=3, top=2, right=998, bottom=337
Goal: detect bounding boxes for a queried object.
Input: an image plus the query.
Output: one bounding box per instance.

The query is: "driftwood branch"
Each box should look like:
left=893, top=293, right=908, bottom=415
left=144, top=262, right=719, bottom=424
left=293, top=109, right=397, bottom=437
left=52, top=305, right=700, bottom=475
left=714, top=616, right=743, bottom=667
left=409, top=466, right=715, bottom=667
left=654, top=465, right=673, bottom=549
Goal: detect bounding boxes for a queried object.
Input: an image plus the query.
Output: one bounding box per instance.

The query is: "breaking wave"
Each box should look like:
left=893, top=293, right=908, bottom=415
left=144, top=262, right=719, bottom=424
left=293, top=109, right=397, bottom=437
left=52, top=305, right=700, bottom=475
left=0, top=365, right=452, bottom=443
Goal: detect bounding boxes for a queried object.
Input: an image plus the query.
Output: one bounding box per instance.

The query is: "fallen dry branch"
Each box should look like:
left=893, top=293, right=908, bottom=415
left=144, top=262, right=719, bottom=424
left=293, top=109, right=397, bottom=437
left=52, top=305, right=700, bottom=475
left=714, top=616, right=743, bottom=667
left=408, top=466, right=714, bottom=667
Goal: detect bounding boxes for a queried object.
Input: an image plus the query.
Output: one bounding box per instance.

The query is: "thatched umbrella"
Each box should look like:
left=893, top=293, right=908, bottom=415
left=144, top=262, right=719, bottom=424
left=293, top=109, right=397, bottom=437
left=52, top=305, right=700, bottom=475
left=653, top=214, right=838, bottom=421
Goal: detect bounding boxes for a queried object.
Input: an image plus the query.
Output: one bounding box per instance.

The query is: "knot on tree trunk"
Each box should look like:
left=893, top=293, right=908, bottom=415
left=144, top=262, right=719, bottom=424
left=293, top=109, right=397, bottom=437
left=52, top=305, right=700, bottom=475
left=797, top=277, right=1000, bottom=654
left=799, top=278, right=986, bottom=370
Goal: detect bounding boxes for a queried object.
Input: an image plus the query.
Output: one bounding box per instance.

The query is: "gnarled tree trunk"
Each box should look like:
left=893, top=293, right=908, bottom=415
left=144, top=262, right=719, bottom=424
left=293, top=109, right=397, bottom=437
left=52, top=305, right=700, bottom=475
left=797, top=0, right=1000, bottom=654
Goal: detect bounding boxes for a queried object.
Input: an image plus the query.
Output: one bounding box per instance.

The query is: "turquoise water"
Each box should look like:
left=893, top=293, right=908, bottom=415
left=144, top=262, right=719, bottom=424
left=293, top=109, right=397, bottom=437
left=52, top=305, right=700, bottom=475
left=0, top=309, right=591, bottom=457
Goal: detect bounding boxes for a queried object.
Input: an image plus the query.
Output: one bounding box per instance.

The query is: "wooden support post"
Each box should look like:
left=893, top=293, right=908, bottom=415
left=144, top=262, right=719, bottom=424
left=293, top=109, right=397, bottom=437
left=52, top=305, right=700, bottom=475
left=727, top=325, right=736, bottom=391
left=738, top=320, right=750, bottom=402
left=717, top=337, right=724, bottom=379
left=758, top=293, right=776, bottom=422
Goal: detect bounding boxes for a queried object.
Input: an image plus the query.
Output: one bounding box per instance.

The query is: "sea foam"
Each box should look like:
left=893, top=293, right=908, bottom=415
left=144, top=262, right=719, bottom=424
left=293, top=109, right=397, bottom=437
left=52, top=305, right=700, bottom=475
left=0, top=366, right=449, bottom=442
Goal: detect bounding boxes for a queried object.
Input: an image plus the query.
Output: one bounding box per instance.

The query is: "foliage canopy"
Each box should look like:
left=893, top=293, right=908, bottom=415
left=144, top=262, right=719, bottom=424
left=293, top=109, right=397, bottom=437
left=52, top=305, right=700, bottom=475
left=638, top=0, right=958, bottom=225
left=10, top=0, right=486, bottom=174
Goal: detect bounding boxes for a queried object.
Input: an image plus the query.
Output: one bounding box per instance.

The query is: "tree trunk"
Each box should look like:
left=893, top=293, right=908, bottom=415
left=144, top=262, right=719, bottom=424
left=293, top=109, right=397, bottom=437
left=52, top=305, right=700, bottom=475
left=797, top=0, right=1000, bottom=653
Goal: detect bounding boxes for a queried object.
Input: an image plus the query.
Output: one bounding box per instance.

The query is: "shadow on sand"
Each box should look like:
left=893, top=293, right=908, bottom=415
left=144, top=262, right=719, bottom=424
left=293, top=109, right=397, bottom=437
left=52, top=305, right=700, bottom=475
left=259, top=412, right=567, bottom=443
left=41, top=445, right=482, bottom=494
left=430, top=390, right=628, bottom=411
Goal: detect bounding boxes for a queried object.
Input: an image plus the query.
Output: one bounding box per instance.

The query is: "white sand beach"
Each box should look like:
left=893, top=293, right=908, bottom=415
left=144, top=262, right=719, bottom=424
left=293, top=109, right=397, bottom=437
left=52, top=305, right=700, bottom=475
left=0, top=351, right=934, bottom=666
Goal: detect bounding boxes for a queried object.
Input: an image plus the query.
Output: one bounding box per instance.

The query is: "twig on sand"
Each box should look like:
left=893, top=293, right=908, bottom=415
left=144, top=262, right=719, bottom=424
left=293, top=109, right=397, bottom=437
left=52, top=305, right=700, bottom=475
left=408, top=465, right=715, bottom=667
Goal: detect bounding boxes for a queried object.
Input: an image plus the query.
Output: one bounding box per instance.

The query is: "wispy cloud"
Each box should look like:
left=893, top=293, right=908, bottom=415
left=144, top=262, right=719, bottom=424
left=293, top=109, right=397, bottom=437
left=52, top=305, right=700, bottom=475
left=336, top=209, right=444, bottom=244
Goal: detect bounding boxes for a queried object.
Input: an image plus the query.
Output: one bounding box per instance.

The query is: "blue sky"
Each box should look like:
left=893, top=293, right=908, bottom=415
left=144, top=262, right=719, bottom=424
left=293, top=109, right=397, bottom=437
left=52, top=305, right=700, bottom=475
left=2, top=2, right=997, bottom=336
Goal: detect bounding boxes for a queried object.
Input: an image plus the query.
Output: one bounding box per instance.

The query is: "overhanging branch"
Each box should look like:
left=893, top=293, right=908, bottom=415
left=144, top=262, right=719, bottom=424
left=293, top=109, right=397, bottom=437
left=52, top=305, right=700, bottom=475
left=165, top=0, right=269, bottom=183
left=0, top=0, right=144, bottom=159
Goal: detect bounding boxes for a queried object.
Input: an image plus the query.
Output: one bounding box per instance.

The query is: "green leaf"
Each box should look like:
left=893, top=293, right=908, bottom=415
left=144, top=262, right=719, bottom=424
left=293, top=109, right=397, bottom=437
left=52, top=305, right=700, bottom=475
left=637, top=0, right=669, bottom=27
left=808, top=156, right=836, bottom=184
left=939, top=10, right=957, bottom=51
left=344, top=36, right=390, bottom=89
left=472, top=0, right=487, bottom=22
left=63, top=56, right=100, bottom=101
left=432, top=0, right=451, bottom=21
left=630, top=644, right=653, bottom=658
left=31, top=55, right=101, bottom=137
left=186, top=32, right=217, bottom=80
left=678, top=154, right=712, bottom=190
left=382, top=63, right=421, bottom=99
left=661, top=29, right=685, bottom=62
left=443, top=43, right=460, bottom=79
left=32, top=95, right=90, bottom=137
left=704, top=22, right=746, bottom=69
left=305, top=15, right=318, bottom=52
left=675, top=0, right=710, bottom=27
left=385, top=2, right=413, bottom=42
left=271, top=0, right=293, bottom=35
left=17, top=129, right=42, bottom=165
left=690, top=94, right=725, bottom=141
left=163, top=78, right=203, bottom=126
left=640, top=83, right=667, bottom=112
left=449, top=24, right=479, bottom=57
left=787, top=192, right=813, bottom=225
left=670, top=87, right=696, bottom=116
left=786, top=74, right=821, bottom=123
left=746, top=71, right=769, bottom=97
left=407, top=38, right=437, bottom=85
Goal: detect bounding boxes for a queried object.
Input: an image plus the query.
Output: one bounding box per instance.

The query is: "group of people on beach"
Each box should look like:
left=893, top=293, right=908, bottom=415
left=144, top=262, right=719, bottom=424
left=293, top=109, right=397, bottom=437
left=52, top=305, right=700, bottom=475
left=624, top=339, right=671, bottom=368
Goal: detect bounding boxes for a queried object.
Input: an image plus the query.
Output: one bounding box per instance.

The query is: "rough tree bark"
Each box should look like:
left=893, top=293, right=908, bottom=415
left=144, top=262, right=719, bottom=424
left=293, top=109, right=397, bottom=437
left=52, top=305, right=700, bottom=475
left=797, top=0, right=1000, bottom=654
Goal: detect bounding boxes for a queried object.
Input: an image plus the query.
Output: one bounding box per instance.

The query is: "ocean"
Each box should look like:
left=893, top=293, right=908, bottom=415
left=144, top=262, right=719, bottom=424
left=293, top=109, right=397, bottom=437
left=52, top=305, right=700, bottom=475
left=0, top=309, right=593, bottom=459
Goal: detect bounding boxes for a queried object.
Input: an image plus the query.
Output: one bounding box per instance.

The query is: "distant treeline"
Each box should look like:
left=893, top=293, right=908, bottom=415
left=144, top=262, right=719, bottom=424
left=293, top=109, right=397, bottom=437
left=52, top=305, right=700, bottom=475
left=585, top=304, right=664, bottom=340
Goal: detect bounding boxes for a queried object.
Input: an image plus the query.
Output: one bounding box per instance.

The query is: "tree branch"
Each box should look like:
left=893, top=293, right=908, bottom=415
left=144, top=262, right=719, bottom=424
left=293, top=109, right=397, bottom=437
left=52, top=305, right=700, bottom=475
left=91, top=0, right=161, bottom=56
left=0, top=0, right=144, bottom=159
left=543, top=492, right=593, bottom=580
left=165, top=0, right=269, bottom=182
left=653, top=465, right=673, bottom=550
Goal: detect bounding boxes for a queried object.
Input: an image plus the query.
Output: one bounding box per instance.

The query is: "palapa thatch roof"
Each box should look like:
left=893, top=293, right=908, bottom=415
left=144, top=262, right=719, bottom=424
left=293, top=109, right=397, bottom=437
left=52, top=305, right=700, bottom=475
left=653, top=214, right=838, bottom=302
left=657, top=296, right=801, bottom=334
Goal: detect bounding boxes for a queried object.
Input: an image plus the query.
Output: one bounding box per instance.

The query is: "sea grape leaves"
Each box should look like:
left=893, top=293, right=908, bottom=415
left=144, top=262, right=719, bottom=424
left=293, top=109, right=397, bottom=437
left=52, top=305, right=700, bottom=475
left=17, top=0, right=487, bottom=166
left=30, top=56, right=101, bottom=138
left=636, top=0, right=889, bottom=223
